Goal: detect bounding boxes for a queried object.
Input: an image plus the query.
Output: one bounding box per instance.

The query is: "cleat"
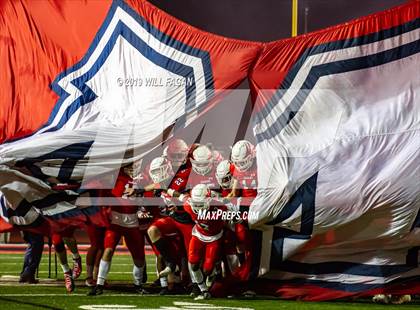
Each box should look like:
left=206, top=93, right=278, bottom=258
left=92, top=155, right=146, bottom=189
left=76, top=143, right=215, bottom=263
left=159, top=266, right=174, bottom=278
left=159, top=287, right=170, bottom=295
left=206, top=271, right=217, bottom=288
left=64, top=271, right=75, bottom=293
left=134, top=284, right=149, bottom=295
left=391, top=295, right=411, bottom=304
left=87, top=284, right=104, bottom=296
left=72, top=257, right=82, bottom=279
left=189, top=284, right=201, bottom=297
left=194, top=291, right=211, bottom=300
left=242, top=290, right=256, bottom=299
left=19, top=274, right=39, bottom=284
left=372, top=294, right=391, bottom=304
left=85, top=277, right=95, bottom=287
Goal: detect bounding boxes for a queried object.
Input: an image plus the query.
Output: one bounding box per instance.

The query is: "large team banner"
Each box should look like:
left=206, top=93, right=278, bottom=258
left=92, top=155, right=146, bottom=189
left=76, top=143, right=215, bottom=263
left=0, top=0, right=419, bottom=301
left=248, top=1, right=420, bottom=299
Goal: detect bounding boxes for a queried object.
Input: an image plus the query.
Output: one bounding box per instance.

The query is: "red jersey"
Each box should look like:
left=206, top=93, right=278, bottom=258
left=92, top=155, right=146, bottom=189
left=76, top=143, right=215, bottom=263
left=187, top=169, right=218, bottom=190
left=172, top=161, right=192, bottom=184
left=110, top=170, right=138, bottom=214
left=96, top=170, right=139, bottom=228
left=184, top=201, right=226, bottom=241
left=233, top=163, right=257, bottom=198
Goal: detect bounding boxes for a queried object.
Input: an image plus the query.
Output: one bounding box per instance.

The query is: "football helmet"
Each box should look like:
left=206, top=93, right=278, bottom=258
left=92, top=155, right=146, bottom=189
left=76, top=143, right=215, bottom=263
left=231, top=140, right=255, bottom=172
left=191, top=145, right=213, bottom=176
left=190, top=184, right=211, bottom=214
left=123, top=159, right=142, bottom=179
left=216, top=160, right=235, bottom=189
left=166, top=139, right=189, bottom=166
left=149, top=157, right=173, bottom=184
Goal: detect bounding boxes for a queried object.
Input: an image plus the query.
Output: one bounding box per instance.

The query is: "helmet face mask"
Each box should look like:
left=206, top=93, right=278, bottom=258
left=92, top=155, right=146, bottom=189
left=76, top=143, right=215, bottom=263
left=168, top=152, right=187, bottom=166
left=191, top=145, right=213, bottom=176
left=167, top=139, right=189, bottom=167
left=149, top=157, right=173, bottom=184
left=190, top=184, right=211, bottom=214
left=232, top=154, right=253, bottom=172
left=216, top=160, right=234, bottom=189
left=231, top=140, right=255, bottom=172
left=190, top=199, right=210, bottom=214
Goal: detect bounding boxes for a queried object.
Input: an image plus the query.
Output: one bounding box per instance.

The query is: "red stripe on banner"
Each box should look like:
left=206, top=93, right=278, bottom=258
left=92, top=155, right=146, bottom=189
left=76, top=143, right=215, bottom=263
left=0, top=0, right=112, bottom=143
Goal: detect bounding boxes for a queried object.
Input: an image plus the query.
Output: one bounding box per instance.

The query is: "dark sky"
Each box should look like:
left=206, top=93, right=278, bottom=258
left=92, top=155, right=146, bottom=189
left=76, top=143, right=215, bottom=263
left=148, top=0, right=407, bottom=41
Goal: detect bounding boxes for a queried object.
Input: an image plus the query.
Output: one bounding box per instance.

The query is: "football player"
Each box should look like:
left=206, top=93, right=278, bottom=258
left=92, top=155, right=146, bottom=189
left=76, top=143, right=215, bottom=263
left=146, top=157, right=193, bottom=284
left=231, top=140, right=257, bottom=199
left=230, top=140, right=258, bottom=281
left=183, top=184, right=229, bottom=300
left=214, top=160, right=242, bottom=273
left=187, top=145, right=222, bottom=191
left=88, top=168, right=147, bottom=296
left=165, top=138, right=190, bottom=168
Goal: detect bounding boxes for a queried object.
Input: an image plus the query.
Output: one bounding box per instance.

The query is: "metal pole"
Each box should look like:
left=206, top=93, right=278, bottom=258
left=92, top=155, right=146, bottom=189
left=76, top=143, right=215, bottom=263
left=292, top=0, right=299, bottom=37
left=48, top=236, right=51, bottom=278
left=54, top=251, right=58, bottom=278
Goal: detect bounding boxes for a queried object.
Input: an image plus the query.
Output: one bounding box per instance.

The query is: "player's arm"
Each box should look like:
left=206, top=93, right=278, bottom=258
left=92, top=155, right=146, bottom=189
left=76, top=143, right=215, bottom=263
left=166, top=176, right=187, bottom=199
left=226, top=178, right=239, bottom=198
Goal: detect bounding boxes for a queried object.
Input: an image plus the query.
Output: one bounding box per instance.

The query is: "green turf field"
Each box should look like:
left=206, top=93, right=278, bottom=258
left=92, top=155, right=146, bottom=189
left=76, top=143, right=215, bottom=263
left=0, top=253, right=418, bottom=310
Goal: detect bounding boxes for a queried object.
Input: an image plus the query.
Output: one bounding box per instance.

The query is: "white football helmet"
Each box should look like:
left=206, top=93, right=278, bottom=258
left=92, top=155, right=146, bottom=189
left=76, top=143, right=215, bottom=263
left=123, top=159, right=142, bottom=179
left=231, top=140, right=255, bottom=172
left=190, top=184, right=211, bottom=214
left=166, top=138, right=189, bottom=167
left=191, top=145, right=213, bottom=176
left=216, top=160, right=235, bottom=189
left=149, top=157, right=173, bottom=184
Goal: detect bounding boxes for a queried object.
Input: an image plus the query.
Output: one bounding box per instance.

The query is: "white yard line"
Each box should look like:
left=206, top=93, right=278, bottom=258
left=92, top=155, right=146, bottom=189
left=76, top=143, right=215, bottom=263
left=1, top=271, right=157, bottom=274
left=0, top=293, right=185, bottom=297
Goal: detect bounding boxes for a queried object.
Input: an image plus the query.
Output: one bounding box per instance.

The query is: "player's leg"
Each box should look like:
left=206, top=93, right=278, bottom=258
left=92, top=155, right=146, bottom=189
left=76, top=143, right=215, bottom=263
left=62, top=234, right=82, bottom=280
left=187, top=236, right=209, bottom=300
left=203, top=239, right=222, bottom=290
left=146, top=232, right=170, bottom=294
left=223, top=228, right=240, bottom=274
left=234, top=222, right=253, bottom=281
left=123, top=228, right=148, bottom=294
left=85, top=225, right=105, bottom=286
left=147, top=217, right=179, bottom=275
left=20, top=231, right=44, bottom=283
left=52, top=233, right=74, bottom=293
left=88, top=227, right=120, bottom=296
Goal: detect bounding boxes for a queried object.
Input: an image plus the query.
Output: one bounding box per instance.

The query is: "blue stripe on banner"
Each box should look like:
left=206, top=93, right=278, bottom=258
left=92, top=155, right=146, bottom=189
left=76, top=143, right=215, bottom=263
left=262, top=275, right=420, bottom=293
left=0, top=195, right=8, bottom=221
left=30, top=193, right=79, bottom=210
left=267, top=173, right=317, bottom=269
left=8, top=200, right=33, bottom=217
left=13, top=216, right=46, bottom=230
left=273, top=260, right=413, bottom=277
left=256, top=39, right=420, bottom=143
left=49, top=20, right=196, bottom=133
left=16, top=141, right=93, bottom=183
left=254, top=17, right=420, bottom=126
left=264, top=172, right=419, bottom=278
left=3, top=0, right=214, bottom=144
left=22, top=141, right=93, bottom=161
